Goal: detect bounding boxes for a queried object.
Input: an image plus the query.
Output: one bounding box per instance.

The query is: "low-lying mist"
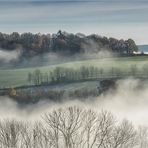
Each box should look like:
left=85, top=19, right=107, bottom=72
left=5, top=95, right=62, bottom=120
left=0, top=78, right=147, bottom=126
left=0, top=49, right=21, bottom=63
left=6, top=50, right=114, bottom=68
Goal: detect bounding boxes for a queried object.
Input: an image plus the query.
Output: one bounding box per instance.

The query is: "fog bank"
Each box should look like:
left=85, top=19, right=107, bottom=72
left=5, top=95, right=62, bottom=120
left=0, top=78, right=147, bottom=126
left=0, top=49, right=21, bottom=63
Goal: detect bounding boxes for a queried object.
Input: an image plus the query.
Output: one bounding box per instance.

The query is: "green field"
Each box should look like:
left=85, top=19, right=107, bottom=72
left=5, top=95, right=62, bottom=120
left=0, top=56, right=148, bottom=88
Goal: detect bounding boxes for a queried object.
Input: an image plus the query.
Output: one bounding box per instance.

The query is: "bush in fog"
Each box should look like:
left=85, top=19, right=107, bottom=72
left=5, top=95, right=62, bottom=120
left=69, top=88, right=99, bottom=99
left=0, top=106, right=146, bottom=148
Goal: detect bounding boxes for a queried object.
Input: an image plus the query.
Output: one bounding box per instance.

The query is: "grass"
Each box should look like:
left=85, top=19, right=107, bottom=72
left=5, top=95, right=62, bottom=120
left=0, top=56, right=147, bottom=88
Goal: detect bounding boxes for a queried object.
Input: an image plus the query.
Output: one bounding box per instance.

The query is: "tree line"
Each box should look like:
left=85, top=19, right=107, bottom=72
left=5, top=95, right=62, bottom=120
left=28, top=66, right=104, bottom=85
left=0, top=30, right=138, bottom=59
left=0, top=106, right=147, bottom=148
left=28, top=65, right=148, bottom=85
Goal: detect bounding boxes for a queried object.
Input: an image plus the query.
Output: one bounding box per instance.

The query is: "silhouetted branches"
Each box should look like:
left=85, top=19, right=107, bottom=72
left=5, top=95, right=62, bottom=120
left=0, top=106, right=145, bottom=148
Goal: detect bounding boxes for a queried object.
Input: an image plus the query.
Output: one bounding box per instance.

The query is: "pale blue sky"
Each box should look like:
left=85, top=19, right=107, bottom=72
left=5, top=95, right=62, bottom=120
left=0, top=0, right=147, bottom=44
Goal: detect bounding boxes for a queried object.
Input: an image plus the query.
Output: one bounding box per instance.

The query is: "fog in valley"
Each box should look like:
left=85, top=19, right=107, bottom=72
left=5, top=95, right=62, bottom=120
left=0, top=78, right=147, bottom=125
left=0, top=33, right=147, bottom=148
left=0, top=78, right=148, bottom=147
left=0, top=0, right=147, bottom=146
left=0, top=49, right=21, bottom=63
left=0, top=38, right=115, bottom=68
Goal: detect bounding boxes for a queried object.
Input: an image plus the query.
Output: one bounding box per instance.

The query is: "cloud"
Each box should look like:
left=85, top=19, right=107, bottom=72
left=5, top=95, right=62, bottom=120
left=0, top=49, right=21, bottom=63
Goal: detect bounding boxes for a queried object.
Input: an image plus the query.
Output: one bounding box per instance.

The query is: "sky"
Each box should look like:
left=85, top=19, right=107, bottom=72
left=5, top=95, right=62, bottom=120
left=0, top=0, right=147, bottom=44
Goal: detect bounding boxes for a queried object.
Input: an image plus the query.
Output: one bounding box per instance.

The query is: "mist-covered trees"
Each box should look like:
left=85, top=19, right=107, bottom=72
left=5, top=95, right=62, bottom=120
left=28, top=65, right=148, bottom=85
left=27, top=66, right=105, bottom=85
left=0, top=106, right=146, bottom=148
left=0, top=31, right=138, bottom=59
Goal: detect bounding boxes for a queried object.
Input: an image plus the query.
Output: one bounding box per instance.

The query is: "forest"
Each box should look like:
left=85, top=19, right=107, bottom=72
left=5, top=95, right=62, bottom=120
left=0, top=31, right=138, bottom=61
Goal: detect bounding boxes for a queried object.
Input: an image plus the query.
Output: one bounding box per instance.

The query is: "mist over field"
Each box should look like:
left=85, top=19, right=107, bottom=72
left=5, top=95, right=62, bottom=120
left=0, top=49, right=21, bottom=63
left=0, top=78, right=148, bottom=147
left=0, top=78, right=147, bottom=126
left=21, top=50, right=114, bottom=67
left=0, top=0, right=147, bottom=146
left=0, top=39, right=147, bottom=147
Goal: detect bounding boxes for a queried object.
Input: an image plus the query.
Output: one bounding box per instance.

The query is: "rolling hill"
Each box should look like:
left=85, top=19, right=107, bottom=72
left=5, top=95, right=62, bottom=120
left=0, top=55, right=147, bottom=88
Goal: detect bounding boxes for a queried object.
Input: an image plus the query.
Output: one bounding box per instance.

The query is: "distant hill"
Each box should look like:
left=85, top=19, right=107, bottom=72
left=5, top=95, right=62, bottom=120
left=0, top=31, right=138, bottom=67
left=0, top=31, right=138, bottom=57
left=138, top=45, right=148, bottom=52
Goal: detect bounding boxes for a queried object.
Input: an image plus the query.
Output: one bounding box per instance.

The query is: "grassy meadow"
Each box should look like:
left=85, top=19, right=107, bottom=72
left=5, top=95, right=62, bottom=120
left=0, top=56, right=147, bottom=88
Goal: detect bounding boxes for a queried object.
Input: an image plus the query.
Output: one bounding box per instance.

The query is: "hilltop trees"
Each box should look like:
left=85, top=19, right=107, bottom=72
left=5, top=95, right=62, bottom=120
left=0, top=31, right=138, bottom=60
left=126, top=39, right=138, bottom=54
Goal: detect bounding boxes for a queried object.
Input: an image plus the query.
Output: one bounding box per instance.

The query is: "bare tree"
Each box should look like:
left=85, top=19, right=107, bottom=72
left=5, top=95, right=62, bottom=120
left=96, top=111, right=115, bottom=148
left=106, top=119, right=138, bottom=148
left=80, top=110, right=115, bottom=148
left=0, top=120, right=24, bottom=148
left=137, top=126, right=148, bottom=148
left=0, top=106, right=145, bottom=148
left=43, top=110, right=61, bottom=148
left=43, top=106, right=84, bottom=148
